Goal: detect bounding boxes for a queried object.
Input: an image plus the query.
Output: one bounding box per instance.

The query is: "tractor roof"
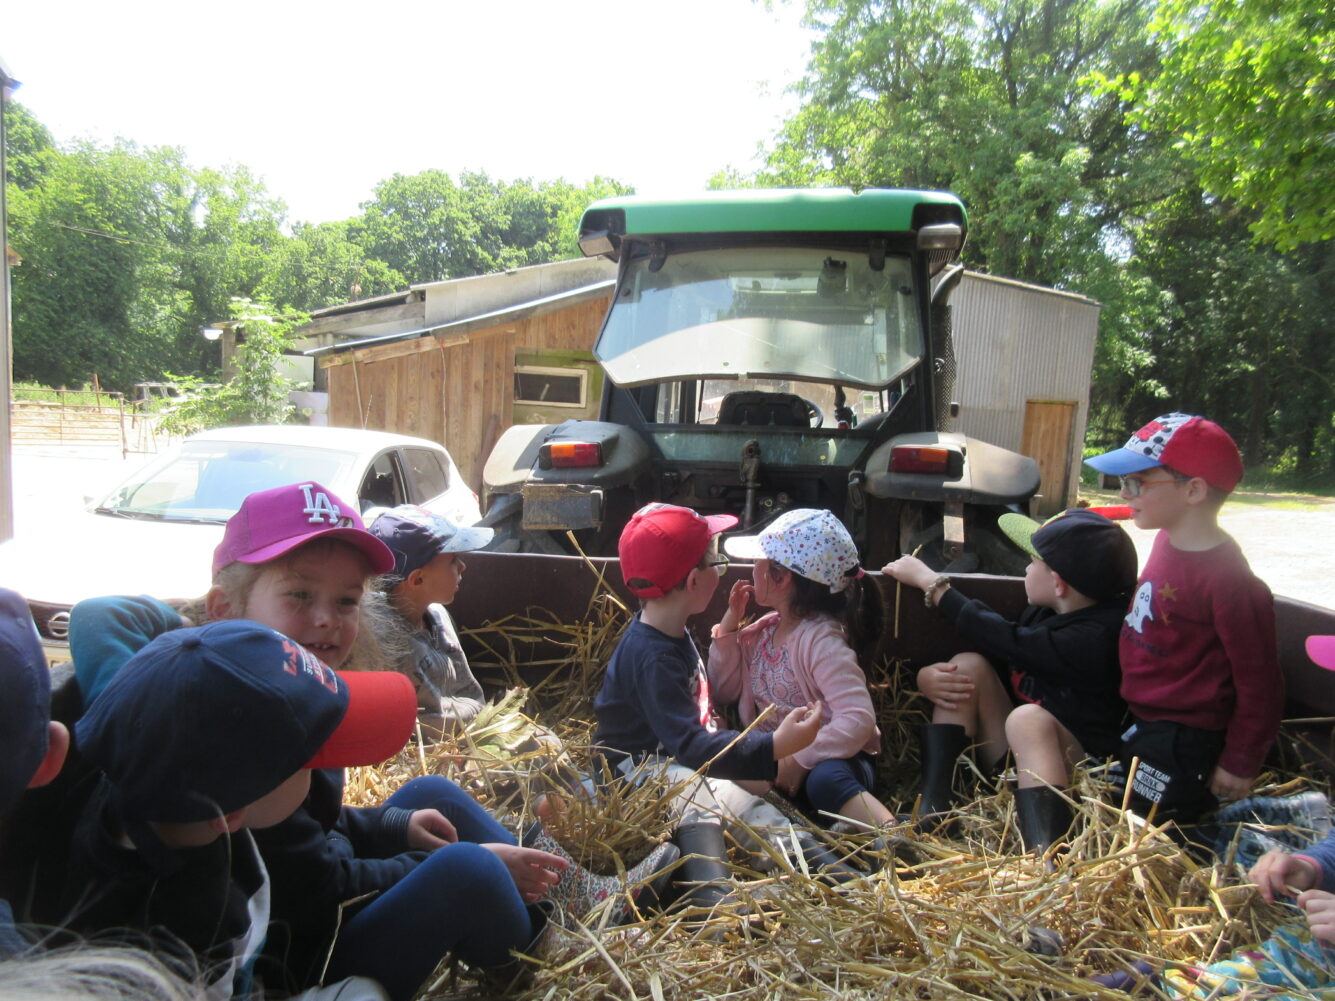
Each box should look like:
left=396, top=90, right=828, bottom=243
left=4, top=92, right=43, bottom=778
left=579, top=188, right=966, bottom=246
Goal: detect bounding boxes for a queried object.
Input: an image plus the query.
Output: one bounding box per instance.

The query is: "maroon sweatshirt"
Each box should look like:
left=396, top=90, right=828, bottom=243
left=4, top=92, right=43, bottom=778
left=1119, top=531, right=1282, bottom=778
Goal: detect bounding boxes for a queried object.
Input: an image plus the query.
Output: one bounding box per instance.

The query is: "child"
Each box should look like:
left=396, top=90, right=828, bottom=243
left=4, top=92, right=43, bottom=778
left=593, top=503, right=827, bottom=903
left=367, top=505, right=492, bottom=737
left=1086, top=413, right=1283, bottom=824
left=712, top=508, right=895, bottom=832
left=64, top=618, right=414, bottom=1000
left=882, top=507, right=1137, bottom=853
left=0, top=588, right=70, bottom=958
left=68, top=482, right=576, bottom=1000
left=1088, top=635, right=1335, bottom=999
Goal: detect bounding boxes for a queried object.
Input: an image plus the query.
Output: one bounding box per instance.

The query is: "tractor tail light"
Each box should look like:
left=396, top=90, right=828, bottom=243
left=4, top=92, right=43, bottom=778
left=540, top=441, right=604, bottom=469
left=890, top=445, right=952, bottom=475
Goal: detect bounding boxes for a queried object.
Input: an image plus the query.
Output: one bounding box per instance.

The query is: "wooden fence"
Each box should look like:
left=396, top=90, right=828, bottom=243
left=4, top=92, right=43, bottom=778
left=9, top=390, right=167, bottom=454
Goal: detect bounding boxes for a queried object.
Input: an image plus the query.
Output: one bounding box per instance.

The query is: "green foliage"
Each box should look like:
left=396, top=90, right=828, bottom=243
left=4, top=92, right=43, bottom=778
left=157, top=300, right=306, bottom=437
left=10, top=381, right=122, bottom=407
left=354, top=171, right=632, bottom=284
left=755, top=0, right=1333, bottom=482
left=764, top=0, right=1169, bottom=286
left=4, top=100, right=634, bottom=398
left=1137, top=0, right=1335, bottom=250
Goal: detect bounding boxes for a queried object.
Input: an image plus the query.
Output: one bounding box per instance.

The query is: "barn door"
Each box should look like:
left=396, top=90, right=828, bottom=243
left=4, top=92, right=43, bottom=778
left=1021, top=400, right=1077, bottom=517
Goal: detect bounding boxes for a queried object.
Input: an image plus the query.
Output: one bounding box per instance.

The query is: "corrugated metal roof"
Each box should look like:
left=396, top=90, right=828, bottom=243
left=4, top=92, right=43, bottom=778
left=306, top=280, right=614, bottom=358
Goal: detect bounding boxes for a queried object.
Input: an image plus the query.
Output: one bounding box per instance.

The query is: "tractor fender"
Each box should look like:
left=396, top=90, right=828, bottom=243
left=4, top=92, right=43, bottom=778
left=862, top=431, right=1040, bottom=506
left=482, top=420, right=652, bottom=496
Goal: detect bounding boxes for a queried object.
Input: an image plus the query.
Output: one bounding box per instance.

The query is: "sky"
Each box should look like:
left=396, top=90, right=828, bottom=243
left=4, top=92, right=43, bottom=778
left=3, top=0, right=816, bottom=226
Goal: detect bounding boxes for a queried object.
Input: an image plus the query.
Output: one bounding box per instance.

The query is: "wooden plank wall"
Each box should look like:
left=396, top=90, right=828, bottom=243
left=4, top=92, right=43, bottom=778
left=323, top=294, right=612, bottom=493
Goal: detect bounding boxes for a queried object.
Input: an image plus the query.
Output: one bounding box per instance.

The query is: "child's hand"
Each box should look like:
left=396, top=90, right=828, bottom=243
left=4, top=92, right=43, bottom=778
left=1208, top=764, right=1253, bottom=801
left=918, top=662, right=973, bottom=710
left=775, top=756, right=810, bottom=798
left=483, top=843, right=567, bottom=903
left=773, top=702, right=824, bottom=759
left=1250, top=849, right=1320, bottom=902
left=405, top=809, right=459, bottom=851
left=881, top=555, right=937, bottom=592
left=1299, top=889, right=1335, bottom=944
left=718, top=579, right=754, bottom=634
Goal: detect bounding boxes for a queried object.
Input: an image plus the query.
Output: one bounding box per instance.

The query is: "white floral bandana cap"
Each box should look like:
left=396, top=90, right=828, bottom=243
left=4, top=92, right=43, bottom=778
left=724, top=508, right=863, bottom=593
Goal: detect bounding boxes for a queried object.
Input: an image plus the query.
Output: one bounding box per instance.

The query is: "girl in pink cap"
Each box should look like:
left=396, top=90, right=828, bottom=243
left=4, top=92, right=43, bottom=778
left=710, top=508, right=898, bottom=832
left=63, top=481, right=661, bottom=1000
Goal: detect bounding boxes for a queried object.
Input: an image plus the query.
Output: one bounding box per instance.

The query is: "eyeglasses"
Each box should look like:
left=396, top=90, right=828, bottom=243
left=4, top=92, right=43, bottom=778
left=705, top=556, right=729, bottom=576
left=1118, top=472, right=1190, bottom=497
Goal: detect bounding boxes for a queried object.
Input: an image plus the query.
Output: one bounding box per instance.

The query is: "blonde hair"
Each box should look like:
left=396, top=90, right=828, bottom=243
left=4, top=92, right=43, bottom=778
left=191, top=538, right=408, bottom=672
left=0, top=945, right=205, bottom=1001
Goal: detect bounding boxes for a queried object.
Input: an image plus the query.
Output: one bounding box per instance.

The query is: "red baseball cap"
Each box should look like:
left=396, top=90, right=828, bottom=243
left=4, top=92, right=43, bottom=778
left=213, top=481, right=395, bottom=577
left=619, top=503, right=737, bottom=599
left=1085, top=413, right=1244, bottom=492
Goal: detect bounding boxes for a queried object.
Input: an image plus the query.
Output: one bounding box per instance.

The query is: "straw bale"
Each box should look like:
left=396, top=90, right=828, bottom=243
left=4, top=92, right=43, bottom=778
left=342, top=572, right=1331, bottom=1001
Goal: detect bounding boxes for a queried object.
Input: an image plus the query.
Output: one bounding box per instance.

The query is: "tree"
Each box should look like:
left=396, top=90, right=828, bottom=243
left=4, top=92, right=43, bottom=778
left=6, top=132, right=288, bottom=392
left=764, top=0, right=1171, bottom=287
left=256, top=220, right=405, bottom=313
left=158, top=299, right=305, bottom=436
left=353, top=170, right=631, bottom=284
left=1136, top=0, right=1335, bottom=250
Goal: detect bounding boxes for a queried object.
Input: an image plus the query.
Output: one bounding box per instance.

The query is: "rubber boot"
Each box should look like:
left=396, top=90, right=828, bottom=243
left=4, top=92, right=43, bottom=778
left=1015, top=785, right=1073, bottom=859
left=916, top=723, right=969, bottom=825
left=668, top=821, right=734, bottom=912
left=521, top=820, right=680, bottom=925
left=782, top=830, right=865, bottom=885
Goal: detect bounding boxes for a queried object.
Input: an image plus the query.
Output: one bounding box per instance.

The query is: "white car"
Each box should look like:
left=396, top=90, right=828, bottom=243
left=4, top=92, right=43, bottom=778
left=1, top=425, right=482, bottom=659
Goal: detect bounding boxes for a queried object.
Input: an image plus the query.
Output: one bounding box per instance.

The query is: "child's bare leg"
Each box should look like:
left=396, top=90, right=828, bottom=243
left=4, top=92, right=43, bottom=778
left=919, top=653, right=1011, bottom=766
left=1005, top=704, right=1083, bottom=789
left=836, top=790, right=897, bottom=830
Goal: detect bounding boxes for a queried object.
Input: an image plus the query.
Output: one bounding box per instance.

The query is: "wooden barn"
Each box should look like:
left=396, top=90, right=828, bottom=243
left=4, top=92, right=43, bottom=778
left=302, top=258, right=616, bottom=492
left=300, top=260, right=1100, bottom=513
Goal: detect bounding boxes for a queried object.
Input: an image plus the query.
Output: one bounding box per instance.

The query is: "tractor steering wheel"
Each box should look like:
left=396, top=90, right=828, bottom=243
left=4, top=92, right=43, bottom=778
left=800, top=397, right=825, bottom=428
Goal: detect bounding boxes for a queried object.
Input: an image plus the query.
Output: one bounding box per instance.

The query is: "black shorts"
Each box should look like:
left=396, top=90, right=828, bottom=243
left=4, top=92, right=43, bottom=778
left=1119, top=717, right=1225, bottom=824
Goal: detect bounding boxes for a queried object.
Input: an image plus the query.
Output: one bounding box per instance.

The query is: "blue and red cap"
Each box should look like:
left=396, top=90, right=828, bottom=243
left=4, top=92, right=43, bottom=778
left=75, top=619, right=416, bottom=823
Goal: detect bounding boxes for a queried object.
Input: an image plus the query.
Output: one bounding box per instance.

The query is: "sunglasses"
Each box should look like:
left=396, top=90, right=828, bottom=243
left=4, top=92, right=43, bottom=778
left=704, top=556, right=729, bottom=576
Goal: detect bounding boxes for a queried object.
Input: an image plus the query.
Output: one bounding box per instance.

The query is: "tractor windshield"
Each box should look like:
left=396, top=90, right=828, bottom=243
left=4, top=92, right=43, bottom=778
left=595, top=246, right=922, bottom=391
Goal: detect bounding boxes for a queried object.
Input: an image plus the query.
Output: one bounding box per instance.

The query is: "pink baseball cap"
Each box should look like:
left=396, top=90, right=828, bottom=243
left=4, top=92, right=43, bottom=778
left=1085, top=413, right=1244, bottom=493
left=212, top=481, right=395, bottom=577
left=1307, top=636, right=1335, bottom=672
left=618, top=503, right=737, bottom=599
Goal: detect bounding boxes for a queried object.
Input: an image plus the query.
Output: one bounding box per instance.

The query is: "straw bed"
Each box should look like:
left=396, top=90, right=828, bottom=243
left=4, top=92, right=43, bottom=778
left=343, top=577, right=1331, bottom=1001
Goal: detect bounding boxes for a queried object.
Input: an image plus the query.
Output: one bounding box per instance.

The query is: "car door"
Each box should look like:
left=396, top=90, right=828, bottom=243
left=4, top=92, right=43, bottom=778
left=398, top=446, right=481, bottom=525
left=357, top=451, right=408, bottom=513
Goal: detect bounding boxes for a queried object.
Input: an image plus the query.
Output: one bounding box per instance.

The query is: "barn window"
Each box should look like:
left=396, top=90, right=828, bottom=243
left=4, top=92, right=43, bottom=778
left=514, top=366, right=587, bottom=408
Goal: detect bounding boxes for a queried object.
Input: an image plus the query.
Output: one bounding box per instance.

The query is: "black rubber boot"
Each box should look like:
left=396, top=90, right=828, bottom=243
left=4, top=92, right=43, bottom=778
left=1015, top=785, right=1073, bottom=858
left=787, top=830, right=864, bottom=885
left=669, top=821, right=734, bottom=911
left=916, top=723, right=969, bottom=823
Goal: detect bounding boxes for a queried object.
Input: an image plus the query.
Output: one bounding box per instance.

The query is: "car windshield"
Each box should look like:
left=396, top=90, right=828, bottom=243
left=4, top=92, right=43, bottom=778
left=95, top=440, right=360, bottom=522
left=595, top=246, right=922, bottom=390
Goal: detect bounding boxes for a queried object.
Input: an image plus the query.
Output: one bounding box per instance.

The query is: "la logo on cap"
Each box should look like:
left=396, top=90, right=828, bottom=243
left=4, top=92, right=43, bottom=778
left=299, top=483, right=351, bottom=527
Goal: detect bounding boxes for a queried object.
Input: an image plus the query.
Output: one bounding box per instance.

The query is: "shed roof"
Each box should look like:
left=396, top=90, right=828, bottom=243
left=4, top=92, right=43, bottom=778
left=305, top=279, right=614, bottom=358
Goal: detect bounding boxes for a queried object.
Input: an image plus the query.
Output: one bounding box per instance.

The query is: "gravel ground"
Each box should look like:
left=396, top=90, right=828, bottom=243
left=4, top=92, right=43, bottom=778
left=8, top=444, right=1334, bottom=609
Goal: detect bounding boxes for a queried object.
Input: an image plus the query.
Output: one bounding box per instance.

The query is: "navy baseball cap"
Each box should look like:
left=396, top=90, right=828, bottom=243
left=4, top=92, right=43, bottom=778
left=999, top=508, right=1138, bottom=603
left=367, top=505, right=494, bottom=583
left=0, top=588, right=51, bottom=812
left=76, top=620, right=417, bottom=823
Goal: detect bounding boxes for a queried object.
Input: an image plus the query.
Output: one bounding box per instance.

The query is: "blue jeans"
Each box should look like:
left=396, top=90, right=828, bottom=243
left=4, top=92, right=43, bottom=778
left=325, top=777, right=539, bottom=1001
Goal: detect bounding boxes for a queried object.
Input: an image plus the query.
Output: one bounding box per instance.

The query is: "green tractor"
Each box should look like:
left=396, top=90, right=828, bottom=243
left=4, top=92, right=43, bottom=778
left=481, top=188, right=1039, bottom=572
